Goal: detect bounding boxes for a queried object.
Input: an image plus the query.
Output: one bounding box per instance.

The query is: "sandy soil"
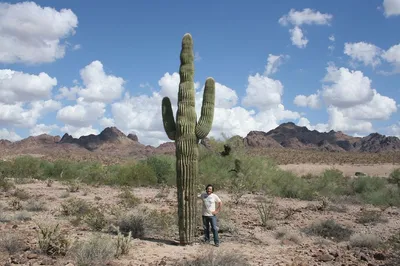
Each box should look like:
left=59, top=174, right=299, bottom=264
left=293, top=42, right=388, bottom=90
left=0, top=179, right=399, bottom=266
left=279, top=163, right=399, bottom=177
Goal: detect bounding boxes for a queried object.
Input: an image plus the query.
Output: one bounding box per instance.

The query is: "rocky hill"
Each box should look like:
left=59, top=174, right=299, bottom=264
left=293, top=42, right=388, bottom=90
left=243, top=122, right=400, bottom=152
left=0, top=123, right=399, bottom=163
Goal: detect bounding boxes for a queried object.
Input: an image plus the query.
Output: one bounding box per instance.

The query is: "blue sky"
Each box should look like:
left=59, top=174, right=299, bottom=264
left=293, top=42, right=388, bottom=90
left=0, top=0, right=399, bottom=146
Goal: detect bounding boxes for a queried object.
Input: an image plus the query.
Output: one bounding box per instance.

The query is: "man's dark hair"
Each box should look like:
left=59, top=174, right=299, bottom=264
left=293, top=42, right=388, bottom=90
left=205, top=184, right=214, bottom=192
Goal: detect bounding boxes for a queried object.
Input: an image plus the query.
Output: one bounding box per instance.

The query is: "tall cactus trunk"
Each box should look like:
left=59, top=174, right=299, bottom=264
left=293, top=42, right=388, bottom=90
left=161, top=33, right=215, bottom=245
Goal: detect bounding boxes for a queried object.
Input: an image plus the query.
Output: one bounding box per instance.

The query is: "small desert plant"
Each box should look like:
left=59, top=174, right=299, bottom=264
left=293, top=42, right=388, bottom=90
left=25, top=199, right=47, bottom=212
left=256, top=197, right=276, bottom=230
left=14, top=210, right=32, bottom=221
left=66, top=179, right=80, bottom=192
left=114, top=226, right=132, bottom=258
left=355, top=209, right=388, bottom=225
left=70, top=234, right=115, bottom=266
left=37, top=223, right=70, bottom=256
left=115, top=211, right=146, bottom=238
left=0, top=233, right=23, bottom=254
left=12, top=188, right=30, bottom=200
left=275, top=228, right=302, bottom=245
left=60, top=198, right=91, bottom=217
left=350, top=233, right=381, bottom=249
left=84, top=208, right=108, bottom=231
left=304, top=219, right=353, bottom=242
left=0, top=177, right=14, bottom=192
left=175, top=248, right=251, bottom=266
left=118, top=188, right=141, bottom=208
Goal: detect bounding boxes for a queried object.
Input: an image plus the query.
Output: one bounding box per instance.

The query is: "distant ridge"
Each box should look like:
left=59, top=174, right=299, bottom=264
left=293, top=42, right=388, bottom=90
left=0, top=123, right=399, bottom=163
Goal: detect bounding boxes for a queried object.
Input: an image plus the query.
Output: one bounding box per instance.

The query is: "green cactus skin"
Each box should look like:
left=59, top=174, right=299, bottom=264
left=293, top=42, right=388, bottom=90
left=161, top=33, right=215, bottom=245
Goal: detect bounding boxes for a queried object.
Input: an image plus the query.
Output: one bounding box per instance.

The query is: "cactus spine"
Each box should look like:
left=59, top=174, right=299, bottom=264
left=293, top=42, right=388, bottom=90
left=161, top=33, right=215, bottom=245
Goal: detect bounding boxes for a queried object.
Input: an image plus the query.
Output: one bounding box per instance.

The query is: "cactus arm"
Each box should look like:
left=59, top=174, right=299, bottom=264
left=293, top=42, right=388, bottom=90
left=161, top=97, right=176, bottom=140
left=195, top=77, right=215, bottom=139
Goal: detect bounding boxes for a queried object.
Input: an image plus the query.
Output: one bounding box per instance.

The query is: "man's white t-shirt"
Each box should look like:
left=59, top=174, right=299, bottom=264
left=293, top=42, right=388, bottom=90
left=198, top=193, right=222, bottom=216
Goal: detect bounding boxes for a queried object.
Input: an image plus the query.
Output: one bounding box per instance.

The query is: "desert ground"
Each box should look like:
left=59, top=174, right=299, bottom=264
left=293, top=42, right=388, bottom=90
left=1, top=164, right=399, bottom=266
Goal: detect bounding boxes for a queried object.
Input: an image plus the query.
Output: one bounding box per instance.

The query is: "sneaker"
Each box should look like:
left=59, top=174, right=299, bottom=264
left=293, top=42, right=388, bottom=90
left=215, top=243, right=219, bottom=247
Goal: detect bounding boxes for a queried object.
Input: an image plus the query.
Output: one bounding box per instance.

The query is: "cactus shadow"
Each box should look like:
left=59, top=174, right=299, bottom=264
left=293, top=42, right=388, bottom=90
left=141, top=237, right=181, bottom=246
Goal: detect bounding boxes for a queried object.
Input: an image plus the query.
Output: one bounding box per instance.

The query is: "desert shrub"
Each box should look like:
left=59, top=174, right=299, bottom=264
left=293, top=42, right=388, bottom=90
left=388, top=168, right=400, bottom=188
left=107, top=161, right=157, bottom=186
left=350, top=233, right=381, bottom=249
left=37, top=223, right=70, bottom=256
left=355, top=210, right=388, bottom=225
left=0, top=176, right=14, bottom=192
left=84, top=208, right=108, bottom=231
left=310, top=169, right=350, bottom=197
left=115, top=211, right=146, bottom=238
left=14, top=210, right=32, bottom=221
left=256, top=197, right=276, bottom=230
left=275, top=229, right=302, bottom=244
left=25, top=199, right=47, bottom=212
left=175, top=248, right=250, bottom=266
left=70, top=234, right=115, bottom=266
left=0, top=233, right=24, bottom=254
left=304, top=219, right=353, bottom=242
left=60, top=198, right=92, bottom=217
left=117, top=187, right=141, bottom=208
left=11, top=156, right=42, bottom=179
left=145, top=155, right=175, bottom=185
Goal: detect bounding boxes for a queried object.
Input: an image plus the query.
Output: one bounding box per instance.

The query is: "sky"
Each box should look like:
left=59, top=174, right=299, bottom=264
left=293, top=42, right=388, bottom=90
left=0, top=0, right=400, bottom=146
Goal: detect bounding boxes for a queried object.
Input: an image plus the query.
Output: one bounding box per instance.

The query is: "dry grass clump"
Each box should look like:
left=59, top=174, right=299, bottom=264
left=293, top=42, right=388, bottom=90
left=355, top=209, right=388, bottom=225
left=275, top=228, right=302, bottom=245
left=0, top=233, right=24, bottom=254
left=37, top=223, right=70, bottom=256
left=174, top=248, right=251, bottom=266
left=349, top=233, right=381, bottom=249
left=25, top=198, right=47, bottom=212
left=304, top=219, right=353, bottom=242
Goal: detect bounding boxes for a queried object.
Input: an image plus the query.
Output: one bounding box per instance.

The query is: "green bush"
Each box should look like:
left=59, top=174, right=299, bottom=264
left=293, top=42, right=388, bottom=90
left=145, top=155, right=175, bottom=185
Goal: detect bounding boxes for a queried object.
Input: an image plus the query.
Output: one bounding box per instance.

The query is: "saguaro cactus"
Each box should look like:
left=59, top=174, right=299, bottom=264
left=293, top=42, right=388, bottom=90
left=161, top=33, right=215, bottom=245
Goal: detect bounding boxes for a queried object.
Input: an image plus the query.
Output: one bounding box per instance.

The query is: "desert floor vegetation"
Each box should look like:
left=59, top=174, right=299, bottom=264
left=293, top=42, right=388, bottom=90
left=0, top=145, right=400, bottom=265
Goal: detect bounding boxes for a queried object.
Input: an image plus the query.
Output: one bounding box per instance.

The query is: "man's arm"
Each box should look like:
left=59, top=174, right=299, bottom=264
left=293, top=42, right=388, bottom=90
left=212, top=196, right=222, bottom=214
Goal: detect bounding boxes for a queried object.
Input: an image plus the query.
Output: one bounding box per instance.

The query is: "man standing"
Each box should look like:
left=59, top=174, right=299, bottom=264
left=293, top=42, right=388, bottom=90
left=198, top=184, right=222, bottom=247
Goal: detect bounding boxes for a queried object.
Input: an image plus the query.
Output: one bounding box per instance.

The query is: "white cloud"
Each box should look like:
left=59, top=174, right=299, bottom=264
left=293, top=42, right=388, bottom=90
left=0, top=100, right=61, bottom=128
left=297, top=117, right=329, bottom=132
left=242, top=73, right=284, bottom=111
left=279, top=8, right=333, bottom=26
left=329, top=35, right=335, bottom=42
left=339, top=90, right=397, bottom=121
left=279, top=8, right=333, bottom=49
left=381, top=43, right=400, bottom=72
left=264, top=54, right=289, bottom=76
left=289, top=26, right=308, bottom=48
left=0, top=69, right=57, bottom=104
left=77, top=61, right=125, bottom=103
left=322, top=65, right=374, bottom=108
left=0, top=128, right=21, bottom=141
left=387, top=122, right=400, bottom=137
left=344, top=42, right=382, bottom=67
left=0, top=2, right=78, bottom=64
left=56, top=98, right=105, bottom=127
left=61, top=125, right=99, bottom=138
left=99, top=117, right=115, bottom=128
left=327, top=106, right=373, bottom=133
left=383, top=0, right=400, bottom=17
left=30, top=124, right=59, bottom=136
left=294, top=92, right=321, bottom=109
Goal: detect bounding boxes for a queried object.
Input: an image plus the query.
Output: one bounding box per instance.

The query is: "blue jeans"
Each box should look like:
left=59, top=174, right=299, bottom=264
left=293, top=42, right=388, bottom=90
left=202, top=215, right=219, bottom=244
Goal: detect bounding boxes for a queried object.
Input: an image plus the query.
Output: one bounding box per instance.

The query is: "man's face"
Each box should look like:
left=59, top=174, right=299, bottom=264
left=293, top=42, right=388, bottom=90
left=206, top=186, right=213, bottom=195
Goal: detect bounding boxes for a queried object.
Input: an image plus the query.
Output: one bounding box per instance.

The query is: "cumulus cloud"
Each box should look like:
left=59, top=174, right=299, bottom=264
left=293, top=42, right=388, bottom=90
left=30, top=124, right=59, bottom=136
left=344, top=42, right=382, bottom=67
left=56, top=98, right=106, bottom=127
left=322, top=65, right=374, bottom=108
left=0, top=100, right=61, bottom=128
left=381, top=43, right=400, bottom=72
left=0, top=69, right=57, bottom=104
left=279, top=8, right=333, bottom=26
left=294, top=92, right=321, bottom=109
left=382, top=0, right=400, bottom=17
left=60, top=125, right=100, bottom=138
left=387, top=122, right=400, bottom=137
left=279, top=8, right=333, bottom=48
left=0, top=2, right=78, bottom=64
left=242, top=74, right=284, bottom=110
left=264, top=54, right=289, bottom=76
left=0, top=128, right=22, bottom=141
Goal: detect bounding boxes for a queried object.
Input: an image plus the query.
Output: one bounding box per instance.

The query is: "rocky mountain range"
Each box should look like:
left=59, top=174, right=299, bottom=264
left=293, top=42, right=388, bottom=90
left=0, top=123, right=399, bottom=162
